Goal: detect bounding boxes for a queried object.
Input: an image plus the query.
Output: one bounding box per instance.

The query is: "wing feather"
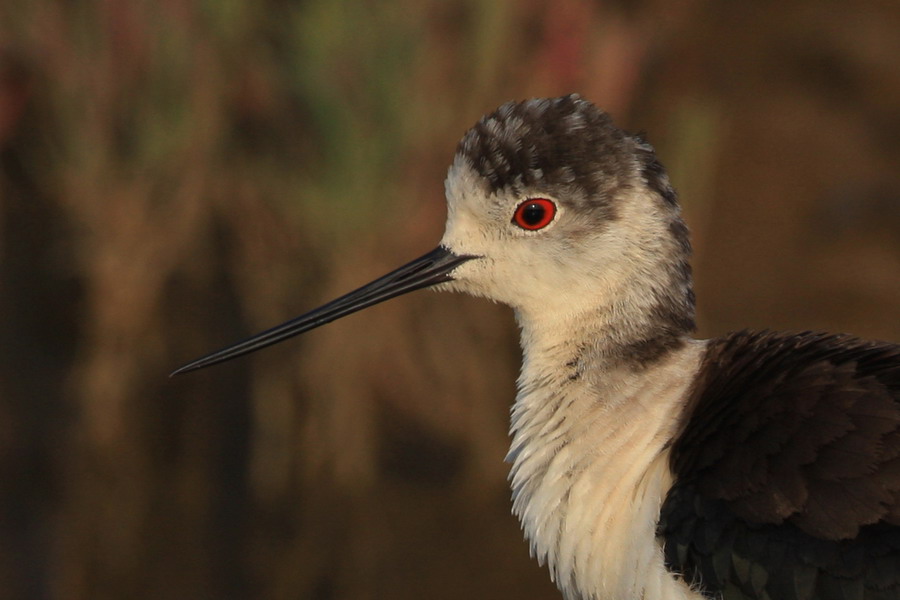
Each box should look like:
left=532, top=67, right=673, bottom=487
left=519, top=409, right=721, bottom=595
left=661, top=330, right=900, bottom=599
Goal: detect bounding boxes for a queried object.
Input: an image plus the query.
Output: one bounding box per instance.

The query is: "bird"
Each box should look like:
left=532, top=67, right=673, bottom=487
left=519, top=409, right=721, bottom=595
left=173, top=94, right=900, bottom=600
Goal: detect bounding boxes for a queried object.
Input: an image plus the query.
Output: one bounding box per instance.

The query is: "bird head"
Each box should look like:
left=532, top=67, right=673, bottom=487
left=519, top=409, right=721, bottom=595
left=172, top=95, right=694, bottom=375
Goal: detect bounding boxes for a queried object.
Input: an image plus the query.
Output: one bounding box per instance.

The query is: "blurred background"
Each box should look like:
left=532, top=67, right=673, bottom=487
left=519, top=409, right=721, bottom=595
left=1, top=0, right=899, bottom=598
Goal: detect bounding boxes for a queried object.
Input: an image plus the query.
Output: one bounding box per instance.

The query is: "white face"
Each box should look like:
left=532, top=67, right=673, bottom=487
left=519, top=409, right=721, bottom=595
left=438, top=156, right=674, bottom=324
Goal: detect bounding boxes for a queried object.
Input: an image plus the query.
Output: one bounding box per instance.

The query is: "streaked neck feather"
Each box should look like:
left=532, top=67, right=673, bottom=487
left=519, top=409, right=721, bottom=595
left=507, top=321, right=707, bottom=600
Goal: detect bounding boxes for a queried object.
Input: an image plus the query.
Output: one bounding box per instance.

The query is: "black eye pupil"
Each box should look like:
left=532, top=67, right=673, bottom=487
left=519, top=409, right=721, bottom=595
left=521, top=203, right=545, bottom=225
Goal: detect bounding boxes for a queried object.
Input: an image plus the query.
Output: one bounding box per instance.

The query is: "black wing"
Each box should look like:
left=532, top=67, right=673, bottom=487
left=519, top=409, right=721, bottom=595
left=660, top=330, right=900, bottom=600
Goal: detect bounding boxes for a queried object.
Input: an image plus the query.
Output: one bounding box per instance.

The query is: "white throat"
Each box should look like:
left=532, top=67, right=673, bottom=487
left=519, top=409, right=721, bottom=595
left=507, top=325, right=707, bottom=600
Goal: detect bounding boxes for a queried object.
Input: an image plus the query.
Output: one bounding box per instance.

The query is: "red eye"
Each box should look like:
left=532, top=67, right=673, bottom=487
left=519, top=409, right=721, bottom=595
left=513, top=198, right=556, bottom=230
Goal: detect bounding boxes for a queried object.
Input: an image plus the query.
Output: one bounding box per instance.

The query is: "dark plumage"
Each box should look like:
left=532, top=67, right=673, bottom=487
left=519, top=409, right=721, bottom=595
left=662, top=330, right=900, bottom=599
left=456, top=95, right=632, bottom=217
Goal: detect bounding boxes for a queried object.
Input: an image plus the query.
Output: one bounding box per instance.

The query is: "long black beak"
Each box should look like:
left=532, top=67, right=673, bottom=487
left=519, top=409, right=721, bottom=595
left=171, top=246, right=475, bottom=376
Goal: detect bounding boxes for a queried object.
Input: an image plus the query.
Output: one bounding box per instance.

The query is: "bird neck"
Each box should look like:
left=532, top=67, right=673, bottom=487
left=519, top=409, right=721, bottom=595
left=514, top=291, right=691, bottom=387
left=507, top=312, right=705, bottom=600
